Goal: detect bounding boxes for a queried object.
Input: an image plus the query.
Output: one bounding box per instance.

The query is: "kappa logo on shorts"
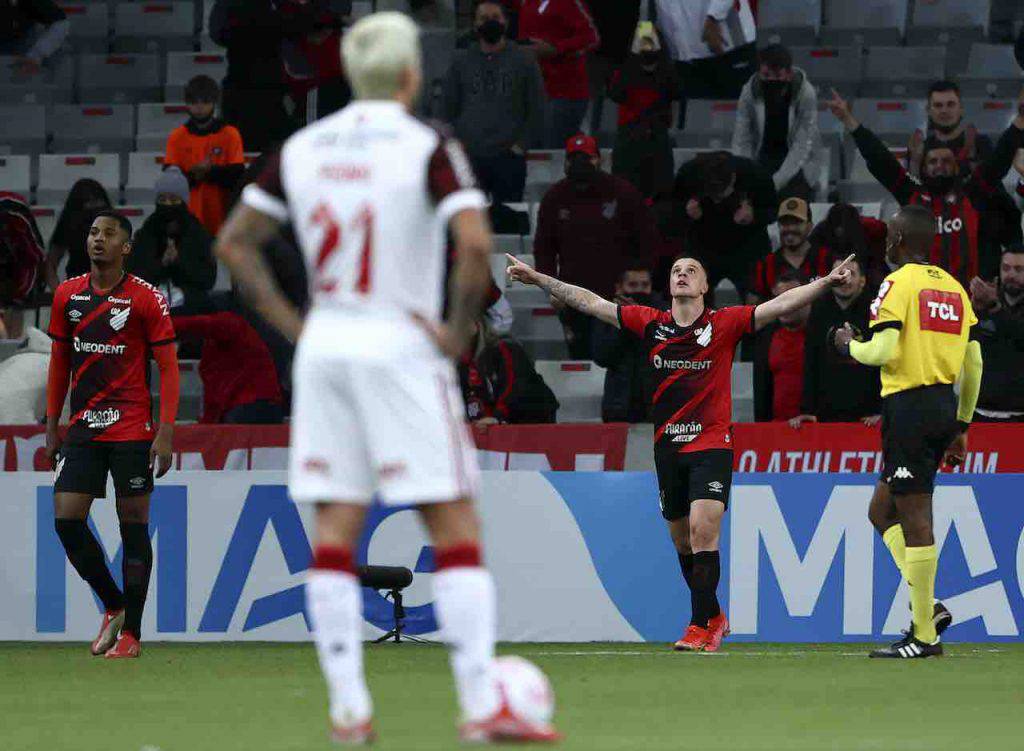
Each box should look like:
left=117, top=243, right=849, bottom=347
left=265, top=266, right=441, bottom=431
left=695, top=323, right=713, bottom=347
left=129, top=476, right=147, bottom=490
left=893, top=467, right=914, bottom=480
left=109, top=306, right=131, bottom=331
left=707, top=481, right=724, bottom=493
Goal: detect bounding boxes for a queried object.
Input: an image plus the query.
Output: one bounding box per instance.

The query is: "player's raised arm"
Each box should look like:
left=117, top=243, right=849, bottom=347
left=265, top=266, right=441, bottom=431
left=754, top=254, right=855, bottom=331
left=215, top=203, right=303, bottom=343
left=506, top=253, right=619, bottom=327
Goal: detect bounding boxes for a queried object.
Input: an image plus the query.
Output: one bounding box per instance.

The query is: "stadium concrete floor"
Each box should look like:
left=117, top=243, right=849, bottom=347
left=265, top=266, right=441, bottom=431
left=3, top=642, right=1021, bottom=750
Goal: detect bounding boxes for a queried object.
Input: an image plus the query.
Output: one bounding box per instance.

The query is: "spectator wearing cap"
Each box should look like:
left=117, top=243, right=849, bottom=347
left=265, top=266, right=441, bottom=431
left=534, top=133, right=660, bottom=359
left=607, top=22, right=677, bottom=200
left=671, top=150, right=778, bottom=300
left=0, top=0, right=68, bottom=76
left=731, top=44, right=823, bottom=201
left=165, top=75, right=247, bottom=236
left=518, top=0, right=600, bottom=148
left=127, top=168, right=217, bottom=312
left=791, top=255, right=880, bottom=428
left=748, top=198, right=833, bottom=304
left=753, top=269, right=808, bottom=422
left=442, top=0, right=545, bottom=204
left=969, top=246, right=1024, bottom=423
left=907, top=81, right=994, bottom=179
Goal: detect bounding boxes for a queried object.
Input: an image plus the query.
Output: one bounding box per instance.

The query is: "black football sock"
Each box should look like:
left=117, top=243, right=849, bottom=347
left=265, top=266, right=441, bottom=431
left=54, top=519, right=124, bottom=612
left=120, top=523, right=153, bottom=639
left=678, top=552, right=694, bottom=589
left=691, top=551, right=722, bottom=627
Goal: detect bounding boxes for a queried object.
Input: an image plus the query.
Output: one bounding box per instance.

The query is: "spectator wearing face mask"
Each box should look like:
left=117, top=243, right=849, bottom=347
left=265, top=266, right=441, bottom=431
left=748, top=198, right=833, bottom=304
left=907, top=81, right=993, bottom=179
left=753, top=269, right=808, bottom=422
left=591, top=263, right=666, bottom=422
left=165, top=75, right=246, bottom=236
left=127, top=168, right=217, bottom=311
left=732, top=44, right=823, bottom=201
left=607, top=22, right=677, bottom=200
left=534, top=134, right=660, bottom=359
left=442, top=0, right=545, bottom=204
left=826, top=88, right=1024, bottom=286
left=672, top=150, right=778, bottom=300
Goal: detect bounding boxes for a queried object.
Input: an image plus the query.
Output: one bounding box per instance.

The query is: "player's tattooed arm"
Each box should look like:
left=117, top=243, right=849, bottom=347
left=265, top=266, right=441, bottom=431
left=505, top=254, right=619, bottom=327
left=215, top=205, right=304, bottom=343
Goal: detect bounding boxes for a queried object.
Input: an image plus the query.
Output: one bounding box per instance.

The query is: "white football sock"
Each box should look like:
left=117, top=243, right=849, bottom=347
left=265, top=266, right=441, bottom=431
left=306, top=571, right=372, bottom=726
left=433, top=567, right=501, bottom=722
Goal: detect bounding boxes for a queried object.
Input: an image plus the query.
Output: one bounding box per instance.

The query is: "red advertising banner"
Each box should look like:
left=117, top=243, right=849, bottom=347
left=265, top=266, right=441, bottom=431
left=0, top=423, right=630, bottom=472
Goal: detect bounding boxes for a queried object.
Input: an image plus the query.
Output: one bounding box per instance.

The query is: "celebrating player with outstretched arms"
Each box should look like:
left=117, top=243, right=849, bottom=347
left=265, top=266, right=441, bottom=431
left=507, top=251, right=854, bottom=652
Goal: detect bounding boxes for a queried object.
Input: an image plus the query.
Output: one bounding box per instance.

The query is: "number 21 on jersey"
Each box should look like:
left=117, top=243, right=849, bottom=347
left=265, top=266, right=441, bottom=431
left=310, top=202, right=374, bottom=294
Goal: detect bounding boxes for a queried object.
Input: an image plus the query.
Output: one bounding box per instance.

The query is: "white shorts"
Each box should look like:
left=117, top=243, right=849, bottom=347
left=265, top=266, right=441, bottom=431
left=289, top=330, right=480, bottom=506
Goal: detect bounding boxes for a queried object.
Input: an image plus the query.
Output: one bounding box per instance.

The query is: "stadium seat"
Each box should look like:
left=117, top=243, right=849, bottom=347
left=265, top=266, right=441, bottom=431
left=839, top=146, right=907, bottom=203
left=489, top=254, right=507, bottom=290
left=510, top=305, right=566, bottom=359
left=137, top=102, right=188, bottom=151
left=126, top=152, right=168, bottom=204
left=862, top=47, right=945, bottom=98
left=60, top=3, right=111, bottom=53
left=0, top=54, right=75, bottom=104
left=963, top=99, right=1017, bottom=136
left=818, top=0, right=905, bottom=47
left=816, top=100, right=844, bottom=177
left=493, top=234, right=523, bottom=255
left=505, top=202, right=534, bottom=235
left=534, top=360, right=606, bottom=422
left=79, top=54, right=162, bottom=104
left=525, top=150, right=565, bottom=192
left=165, top=52, right=227, bottom=101
left=731, top=362, right=753, bottom=422
left=0, top=156, right=32, bottom=201
left=0, top=104, right=46, bottom=157
left=674, top=100, right=737, bottom=148
left=906, top=0, right=987, bottom=76
left=113, top=3, right=196, bottom=54
left=31, top=206, right=60, bottom=248
left=50, top=104, right=135, bottom=154
left=789, top=47, right=862, bottom=94
left=959, top=45, right=1024, bottom=98
left=851, top=99, right=928, bottom=141
left=757, top=0, right=820, bottom=47
left=37, top=153, right=120, bottom=205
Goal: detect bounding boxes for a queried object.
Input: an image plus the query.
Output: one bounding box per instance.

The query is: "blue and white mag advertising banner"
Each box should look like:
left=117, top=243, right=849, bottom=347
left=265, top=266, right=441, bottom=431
left=1, top=472, right=1021, bottom=643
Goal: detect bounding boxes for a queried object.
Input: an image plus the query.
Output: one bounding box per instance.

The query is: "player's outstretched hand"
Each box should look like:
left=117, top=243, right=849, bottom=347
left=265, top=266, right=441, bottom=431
left=506, top=254, right=540, bottom=286
left=825, top=254, right=856, bottom=287
left=150, top=425, right=173, bottom=479
left=942, top=431, right=968, bottom=469
left=44, top=427, right=62, bottom=470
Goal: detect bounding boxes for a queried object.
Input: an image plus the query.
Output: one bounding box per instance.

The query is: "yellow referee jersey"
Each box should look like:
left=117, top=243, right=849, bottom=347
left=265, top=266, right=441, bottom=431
left=868, top=263, right=978, bottom=397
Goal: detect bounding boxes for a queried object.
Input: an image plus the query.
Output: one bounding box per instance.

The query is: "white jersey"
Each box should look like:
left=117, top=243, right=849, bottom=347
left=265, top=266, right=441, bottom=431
left=242, top=100, right=486, bottom=350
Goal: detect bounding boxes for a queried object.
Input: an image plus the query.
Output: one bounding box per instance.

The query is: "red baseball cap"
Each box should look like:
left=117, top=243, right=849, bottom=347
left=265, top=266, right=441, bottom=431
left=565, top=133, right=599, bottom=158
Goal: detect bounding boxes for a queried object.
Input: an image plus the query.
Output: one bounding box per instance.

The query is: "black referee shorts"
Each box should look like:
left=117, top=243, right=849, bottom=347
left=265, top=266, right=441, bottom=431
left=881, top=384, right=958, bottom=495
left=654, top=449, right=733, bottom=521
left=54, top=440, right=154, bottom=499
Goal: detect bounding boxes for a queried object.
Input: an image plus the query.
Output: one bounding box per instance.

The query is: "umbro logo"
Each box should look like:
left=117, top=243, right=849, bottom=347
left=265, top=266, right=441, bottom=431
left=707, top=481, right=724, bottom=493
left=893, top=467, right=914, bottom=480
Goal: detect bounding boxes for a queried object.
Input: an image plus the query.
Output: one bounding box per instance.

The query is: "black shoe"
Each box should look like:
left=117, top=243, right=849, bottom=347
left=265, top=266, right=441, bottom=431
left=869, top=631, right=943, bottom=659
left=933, top=601, right=953, bottom=636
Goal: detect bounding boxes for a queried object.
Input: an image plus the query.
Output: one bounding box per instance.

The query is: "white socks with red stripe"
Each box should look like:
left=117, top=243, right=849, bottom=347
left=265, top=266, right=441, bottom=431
left=433, top=545, right=501, bottom=723
left=306, top=548, right=372, bottom=727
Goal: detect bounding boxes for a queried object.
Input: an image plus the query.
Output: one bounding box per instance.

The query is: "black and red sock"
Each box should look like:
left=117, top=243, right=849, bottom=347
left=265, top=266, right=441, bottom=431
left=54, top=518, right=124, bottom=612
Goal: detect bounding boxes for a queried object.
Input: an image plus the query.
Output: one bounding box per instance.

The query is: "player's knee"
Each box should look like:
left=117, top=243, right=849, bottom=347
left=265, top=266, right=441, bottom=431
left=689, top=521, right=718, bottom=550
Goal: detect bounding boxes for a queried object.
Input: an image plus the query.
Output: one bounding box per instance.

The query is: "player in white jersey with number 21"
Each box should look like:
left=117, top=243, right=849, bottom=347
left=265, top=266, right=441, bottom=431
left=215, top=12, right=559, bottom=746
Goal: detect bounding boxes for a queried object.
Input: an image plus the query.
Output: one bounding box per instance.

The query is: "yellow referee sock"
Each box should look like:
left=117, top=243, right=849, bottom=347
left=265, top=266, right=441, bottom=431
left=881, top=525, right=908, bottom=582
left=905, top=545, right=938, bottom=643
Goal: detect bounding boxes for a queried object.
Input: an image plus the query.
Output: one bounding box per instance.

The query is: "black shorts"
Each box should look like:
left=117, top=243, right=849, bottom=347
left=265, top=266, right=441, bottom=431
left=881, top=384, right=958, bottom=495
left=654, top=449, right=733, bottom=521
left=54, top=440, right=154, bottom=499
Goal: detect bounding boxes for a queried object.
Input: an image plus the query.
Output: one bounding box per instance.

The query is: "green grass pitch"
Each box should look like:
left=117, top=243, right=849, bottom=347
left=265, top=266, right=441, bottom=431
left=3, top=642, right=1022, bottom=750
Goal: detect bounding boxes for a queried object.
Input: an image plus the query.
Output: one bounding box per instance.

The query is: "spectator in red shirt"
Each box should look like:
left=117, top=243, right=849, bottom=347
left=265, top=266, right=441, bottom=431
left=534, top=134, right=660, bottom=358
left=749, top=197, right=833, bottom=303
left=172, top=299, right=284, bottom=424
left=807, top=203, right=889, bottom=294
left=753, top=269, right=808, bottom=422
left=518, top=0, right=600, bottom=147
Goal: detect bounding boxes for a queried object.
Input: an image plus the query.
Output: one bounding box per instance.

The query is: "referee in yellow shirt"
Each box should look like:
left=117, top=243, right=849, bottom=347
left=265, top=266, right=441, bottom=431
left=834, top=205, right=983, bottom=658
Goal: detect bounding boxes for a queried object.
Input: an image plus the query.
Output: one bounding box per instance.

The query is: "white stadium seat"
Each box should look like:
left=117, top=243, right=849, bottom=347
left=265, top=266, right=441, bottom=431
left=0, top=156, right=31, bottom=201
left=910, top=0, right=989, bottom=31
left=118, top=205, right=155, bottom=235
left=50, top=104, right=135, bottom=154
left=37, top=153, right=120, bottom=205
left=839, top=147, right=907, bottom=203
left=534, top=361, right=606, bottom=423
left=819, top=0, right=905, bottom=47
left=31, top=206, right=61, bottom=248
left=126, top=152, right=169, bottom=204
left=165, top=52, right=227, bottom=101
left=0, top=104, right=46, bottom=156
left=60, top=3, right=110, bottom=52
left=960, top=44, right=1024, bottom=98
left=113, top=2, right=196, bottom=54
left=757, top=0, right=820, bottom=47
left=137, top=102, right=189, bottom=151
left=675, top=100, right=738, bottom=148
left=790, top=47, right=862, bottom=93
left=0, top=54, right=75, bottom=104
left=493, top=234, right=523, bottom=255
left=731, top=362, right=754, bottom=422
left=851, top=99, right=928, bottom=140
left=963, top=99, right=1017, bottom=136
left=862, top=47, right=946, bottom=98
left=79, top=54, right=162, bottom=104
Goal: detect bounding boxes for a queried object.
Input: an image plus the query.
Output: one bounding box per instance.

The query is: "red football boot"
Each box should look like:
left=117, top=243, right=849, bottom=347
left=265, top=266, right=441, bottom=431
left=673, top=624, right=710, bottom=652
left=90, top=609, right=124, bottom=656
left=330, top=720, right=375, bottom=746
left=459, top=701, right=561, bottom=744
left=704, top=611, right=731, bottom=653
left=104, top=631, right=141, bottom=659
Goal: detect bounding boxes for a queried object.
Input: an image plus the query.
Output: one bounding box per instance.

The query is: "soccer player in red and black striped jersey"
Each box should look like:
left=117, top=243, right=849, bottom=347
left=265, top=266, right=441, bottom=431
left=506, top=250, right=855, bottom=652
left=825, top=87, right=1024, bottom=286
left=45, top=211, right=180, bottom=659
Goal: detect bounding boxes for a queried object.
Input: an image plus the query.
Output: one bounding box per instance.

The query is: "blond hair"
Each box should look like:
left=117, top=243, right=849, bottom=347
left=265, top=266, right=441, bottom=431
left=342, top=12, right=422, bottom=100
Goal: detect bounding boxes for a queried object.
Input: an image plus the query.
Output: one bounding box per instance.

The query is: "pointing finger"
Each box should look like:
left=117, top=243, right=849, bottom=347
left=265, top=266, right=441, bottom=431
left=505, top=253, right=520, bottom=265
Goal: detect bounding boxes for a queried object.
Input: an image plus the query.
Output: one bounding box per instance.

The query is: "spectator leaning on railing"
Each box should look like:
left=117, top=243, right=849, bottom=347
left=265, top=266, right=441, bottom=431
left=731, top=43, right=823, bottom=201
left=0, top=0, right=68, bottom=76
left=969, top=245, right=1024, bottom=423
